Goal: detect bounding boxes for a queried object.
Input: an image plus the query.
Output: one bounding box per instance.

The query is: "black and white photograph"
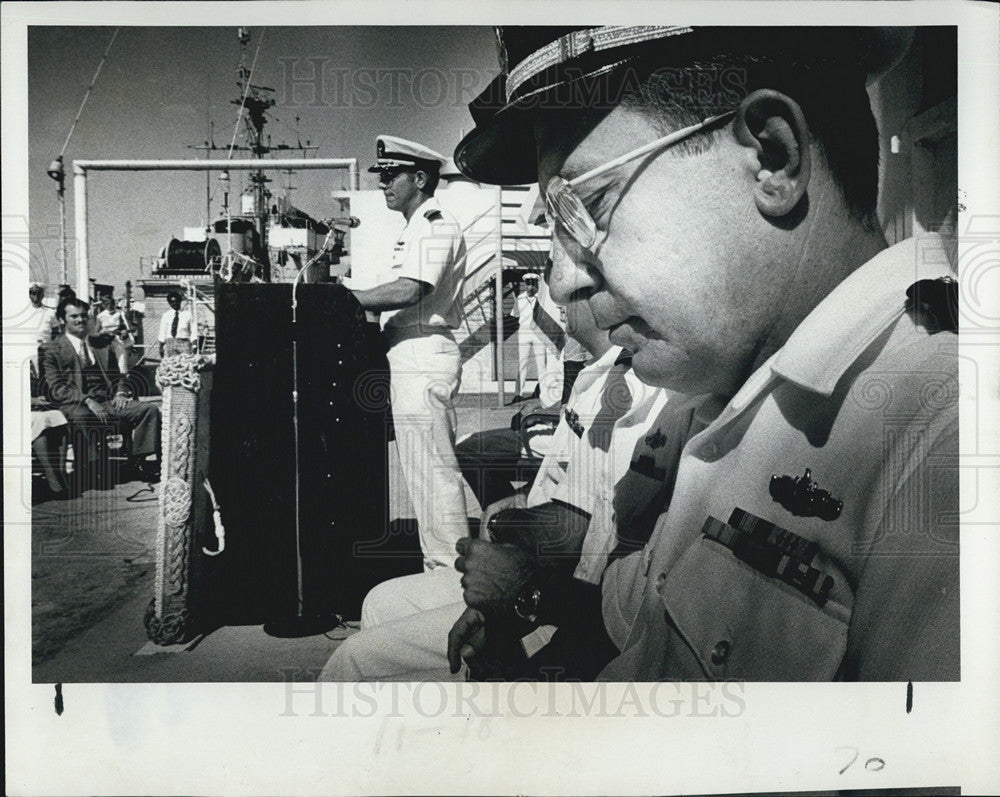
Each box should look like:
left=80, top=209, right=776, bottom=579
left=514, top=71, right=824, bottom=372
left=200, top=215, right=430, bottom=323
left=4, top=1, right=999, bottom=795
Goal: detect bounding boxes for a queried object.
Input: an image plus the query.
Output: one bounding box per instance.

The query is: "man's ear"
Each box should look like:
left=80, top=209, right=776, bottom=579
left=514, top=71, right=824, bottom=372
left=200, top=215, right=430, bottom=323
left=734, top=89, right=811, bottom=218
left=413, top=169, right=429, bottom=190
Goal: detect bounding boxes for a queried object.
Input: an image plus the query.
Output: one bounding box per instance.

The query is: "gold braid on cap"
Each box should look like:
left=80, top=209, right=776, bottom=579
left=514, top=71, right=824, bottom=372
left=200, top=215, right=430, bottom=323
left=506, top=25, right=692, bottom=102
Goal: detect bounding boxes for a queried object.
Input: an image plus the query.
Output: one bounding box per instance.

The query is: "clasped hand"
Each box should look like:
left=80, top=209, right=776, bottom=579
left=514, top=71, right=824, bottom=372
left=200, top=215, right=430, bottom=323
left=454, top=537, right=535, bottom=615
left=86, top=395, right=130, bottom=422
left=448, top=534, right=538, bottom=676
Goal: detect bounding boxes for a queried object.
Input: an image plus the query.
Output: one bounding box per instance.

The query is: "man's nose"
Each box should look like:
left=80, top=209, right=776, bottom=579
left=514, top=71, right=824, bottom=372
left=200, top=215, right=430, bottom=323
left=546, top=234, right=601, bottom=305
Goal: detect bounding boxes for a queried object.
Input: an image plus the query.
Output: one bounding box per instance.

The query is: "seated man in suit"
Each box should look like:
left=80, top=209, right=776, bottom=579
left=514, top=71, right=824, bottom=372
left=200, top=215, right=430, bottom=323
left=42, top=298, right=161, bottom=491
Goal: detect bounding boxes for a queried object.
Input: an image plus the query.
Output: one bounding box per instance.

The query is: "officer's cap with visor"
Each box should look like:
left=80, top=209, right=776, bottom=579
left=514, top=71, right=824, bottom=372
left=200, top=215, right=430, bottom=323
left=454, top=26, right=912, bottom=186
left=369, top=135, right=447, bottom=174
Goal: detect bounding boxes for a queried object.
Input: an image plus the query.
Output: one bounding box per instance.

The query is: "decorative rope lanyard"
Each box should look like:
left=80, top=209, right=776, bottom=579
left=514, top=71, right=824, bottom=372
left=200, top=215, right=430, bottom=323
left=155, top=353, right=214, bottom=392
left=154, top=354, right=217, bottom=610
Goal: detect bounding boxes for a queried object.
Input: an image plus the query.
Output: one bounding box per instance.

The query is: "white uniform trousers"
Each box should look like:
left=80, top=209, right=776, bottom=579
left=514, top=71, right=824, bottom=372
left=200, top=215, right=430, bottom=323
left=321, top=567, right=464, bottom=681
left=386, top=329, right=468, bottom=570
left=517, top=330, right=553, bottom=397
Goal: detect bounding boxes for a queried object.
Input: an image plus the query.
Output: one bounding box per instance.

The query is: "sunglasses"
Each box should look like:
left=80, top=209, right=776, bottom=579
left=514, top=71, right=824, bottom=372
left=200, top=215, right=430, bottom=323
left=377, top=168, right=412, bottom=184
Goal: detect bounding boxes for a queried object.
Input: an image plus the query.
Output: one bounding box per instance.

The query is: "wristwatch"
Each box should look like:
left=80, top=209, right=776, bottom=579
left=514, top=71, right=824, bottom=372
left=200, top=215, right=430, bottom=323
left=512, top=584, right=542, bottom=624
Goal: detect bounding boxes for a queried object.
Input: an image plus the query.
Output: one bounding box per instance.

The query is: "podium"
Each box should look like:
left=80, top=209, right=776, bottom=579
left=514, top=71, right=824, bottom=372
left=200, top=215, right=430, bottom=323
left=207, top=282, right=416, bottom=632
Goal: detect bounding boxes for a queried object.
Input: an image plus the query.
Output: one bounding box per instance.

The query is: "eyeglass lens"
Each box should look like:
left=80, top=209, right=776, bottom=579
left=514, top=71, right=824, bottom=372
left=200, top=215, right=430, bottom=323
left=545, top=175, right=599, bottom=250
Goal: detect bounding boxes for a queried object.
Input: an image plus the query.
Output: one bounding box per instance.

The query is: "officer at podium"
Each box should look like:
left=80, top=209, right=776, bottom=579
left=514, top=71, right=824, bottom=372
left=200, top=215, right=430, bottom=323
left=346, top=135, right=469, bottom=570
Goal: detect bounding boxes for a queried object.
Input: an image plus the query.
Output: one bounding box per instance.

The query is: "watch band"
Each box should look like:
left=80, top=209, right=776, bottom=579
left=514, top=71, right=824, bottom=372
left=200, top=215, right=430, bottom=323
left=513, top=585, right=542, bottom=624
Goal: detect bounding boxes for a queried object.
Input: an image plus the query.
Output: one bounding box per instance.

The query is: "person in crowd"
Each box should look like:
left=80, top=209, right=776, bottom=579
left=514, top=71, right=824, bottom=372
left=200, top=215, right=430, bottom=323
left=455, top=288, right=578, bottom=512
left=559, top=304, right=590, bottom=405
left=96, top=296, right=134, bottom=374
left=510, top=272, right=560, bottom=401
left=158, top=290, right=193, bottom=358
left=444, top=25, right=958, bottom=682
left=42, top=285, right=76, bottom=341
left=31, top=411, right=70, bottom=500
left=42, top=298, right=161, bottom=492
left=319, top=295, right=669, bottom=680
left=343, top=135, right=470, bottom=571
left=27, top=282, right=57, bottom=377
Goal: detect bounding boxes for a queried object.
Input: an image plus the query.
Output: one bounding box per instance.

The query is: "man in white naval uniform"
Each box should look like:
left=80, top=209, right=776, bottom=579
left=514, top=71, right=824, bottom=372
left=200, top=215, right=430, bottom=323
left=447, top=26, right=959, bottom=681
left=510, top=272, right=558, bottom=400
left=346, top=135, right=469, bottom=570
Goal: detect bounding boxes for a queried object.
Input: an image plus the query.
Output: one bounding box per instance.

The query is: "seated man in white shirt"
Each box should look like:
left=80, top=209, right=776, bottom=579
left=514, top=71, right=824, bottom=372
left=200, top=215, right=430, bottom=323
left=320, top=296, right=668, bottom=680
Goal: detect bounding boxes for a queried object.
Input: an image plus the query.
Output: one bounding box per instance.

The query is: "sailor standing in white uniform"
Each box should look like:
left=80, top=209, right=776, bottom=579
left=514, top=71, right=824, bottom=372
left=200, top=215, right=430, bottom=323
left=346, top=135, right=469, bottom=570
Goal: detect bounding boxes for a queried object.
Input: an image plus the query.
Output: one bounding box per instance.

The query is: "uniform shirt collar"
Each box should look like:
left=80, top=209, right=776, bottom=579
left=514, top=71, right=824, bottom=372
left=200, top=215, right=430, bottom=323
left=770, top=233, right=954, bottom=396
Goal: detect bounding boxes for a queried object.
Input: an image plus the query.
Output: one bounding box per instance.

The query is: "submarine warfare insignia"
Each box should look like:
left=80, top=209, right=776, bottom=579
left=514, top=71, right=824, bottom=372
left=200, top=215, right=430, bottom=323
left=906, top=276, right=958, bottom=333
left=769, top=469, right=843, bottom=521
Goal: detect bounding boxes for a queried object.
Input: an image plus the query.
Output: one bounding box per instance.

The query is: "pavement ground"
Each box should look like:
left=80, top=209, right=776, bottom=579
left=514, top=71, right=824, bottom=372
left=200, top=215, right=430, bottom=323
left=30, top=392, right=523, bottom=683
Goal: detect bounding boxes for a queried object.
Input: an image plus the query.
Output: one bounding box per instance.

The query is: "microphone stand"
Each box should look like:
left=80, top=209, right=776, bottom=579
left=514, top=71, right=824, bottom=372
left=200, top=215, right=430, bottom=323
left=265, top=204, right=496, bottom=635
left=264, top=231, right=340, bottom=637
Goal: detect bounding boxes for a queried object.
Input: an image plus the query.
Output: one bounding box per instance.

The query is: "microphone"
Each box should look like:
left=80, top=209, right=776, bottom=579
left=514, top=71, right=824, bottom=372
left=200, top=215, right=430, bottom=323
left=321, top=215, right=361, bottom=229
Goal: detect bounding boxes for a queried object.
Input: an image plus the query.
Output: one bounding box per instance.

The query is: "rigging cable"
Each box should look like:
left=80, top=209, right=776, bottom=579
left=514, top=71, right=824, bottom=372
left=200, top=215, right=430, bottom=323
left=223, top=28, right=266, bottom=265
left=226, top=27, right=267, bottom=160
left=59, top=27, right=120, bottom=158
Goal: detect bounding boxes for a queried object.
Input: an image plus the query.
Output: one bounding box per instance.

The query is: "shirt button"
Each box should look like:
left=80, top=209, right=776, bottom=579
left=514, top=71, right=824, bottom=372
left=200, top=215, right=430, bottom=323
left=655, top=572, right=667, bottom=589
left=710, top=640, right=731, bottom=665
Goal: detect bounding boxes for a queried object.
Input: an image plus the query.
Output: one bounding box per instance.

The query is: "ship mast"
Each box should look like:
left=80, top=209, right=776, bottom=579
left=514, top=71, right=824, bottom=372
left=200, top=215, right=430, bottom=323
left=186, top=27, right=317, bottom=282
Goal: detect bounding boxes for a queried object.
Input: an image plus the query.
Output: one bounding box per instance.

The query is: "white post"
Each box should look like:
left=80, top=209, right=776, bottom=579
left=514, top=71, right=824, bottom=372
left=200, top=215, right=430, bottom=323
left=73, top=164, right=89, bottom=297
left=58, top=189, right=68, bottom=286
left=186, top=278, right=198, bottom=351
left=494, top=186, right=505, bottom=407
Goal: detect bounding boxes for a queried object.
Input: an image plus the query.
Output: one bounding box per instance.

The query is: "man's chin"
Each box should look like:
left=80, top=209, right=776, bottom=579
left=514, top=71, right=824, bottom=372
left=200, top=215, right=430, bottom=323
left=630, top=347, right=702, bottom=393
left=629, top=349, right=675, bottom=388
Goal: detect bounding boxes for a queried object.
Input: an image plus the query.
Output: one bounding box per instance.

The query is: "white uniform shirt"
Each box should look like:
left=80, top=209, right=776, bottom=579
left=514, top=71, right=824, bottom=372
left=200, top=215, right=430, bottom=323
left=511, top=293, right=539, bottom=330
left=29, top=304, right=55, bottom=346
left=380, top=197, right=467, bottom=333
left=97, top=309, right=127, bottom=336
left=600, top=234, right=959, bottom=682
left=525, top=347, right=621, bottom=508
left=158, top=307, right=193, bottom=342
left=561, top=364, right=669, bottom=584
left=523, top=345, right=670, bottom=585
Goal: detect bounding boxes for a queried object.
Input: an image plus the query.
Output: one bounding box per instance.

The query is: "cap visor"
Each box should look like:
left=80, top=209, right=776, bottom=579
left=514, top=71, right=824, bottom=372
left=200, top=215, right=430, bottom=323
left=455, top=61, right=633, bottom=186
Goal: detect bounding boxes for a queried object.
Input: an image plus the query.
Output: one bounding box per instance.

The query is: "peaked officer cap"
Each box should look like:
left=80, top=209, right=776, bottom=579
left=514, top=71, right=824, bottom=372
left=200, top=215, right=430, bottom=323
left=454, top=26, right=913, bottom=185
left=369, top=135, right=447, bottom=173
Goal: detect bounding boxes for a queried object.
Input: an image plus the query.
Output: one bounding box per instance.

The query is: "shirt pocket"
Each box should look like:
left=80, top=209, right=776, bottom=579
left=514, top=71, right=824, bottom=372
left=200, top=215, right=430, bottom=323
left=657, top=536, right=850, bottom=681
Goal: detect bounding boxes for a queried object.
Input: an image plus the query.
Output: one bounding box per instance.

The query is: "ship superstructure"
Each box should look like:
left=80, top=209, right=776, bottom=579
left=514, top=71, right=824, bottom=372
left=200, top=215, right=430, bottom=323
left=136, top=28, right=350, bottom=356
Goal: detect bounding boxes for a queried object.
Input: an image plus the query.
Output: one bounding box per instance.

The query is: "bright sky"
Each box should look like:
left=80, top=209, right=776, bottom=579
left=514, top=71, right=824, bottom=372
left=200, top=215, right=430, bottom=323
left=27, top=25, right=498, bottom=291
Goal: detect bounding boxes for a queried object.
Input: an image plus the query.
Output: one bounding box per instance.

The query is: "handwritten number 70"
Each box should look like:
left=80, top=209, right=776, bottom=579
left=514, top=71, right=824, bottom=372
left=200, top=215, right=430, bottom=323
left=836, top=746, right=885, bottom=775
